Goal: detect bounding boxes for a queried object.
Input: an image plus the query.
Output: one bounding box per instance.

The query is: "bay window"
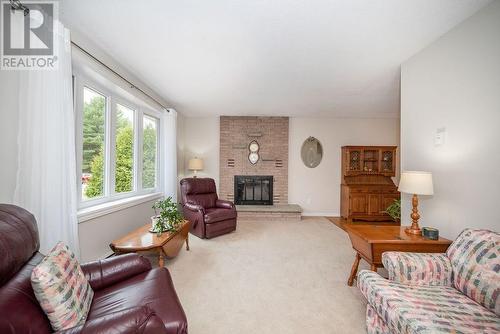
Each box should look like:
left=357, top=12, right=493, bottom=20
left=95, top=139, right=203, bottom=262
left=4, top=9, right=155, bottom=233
left=75, top=75, right=162, bottom=209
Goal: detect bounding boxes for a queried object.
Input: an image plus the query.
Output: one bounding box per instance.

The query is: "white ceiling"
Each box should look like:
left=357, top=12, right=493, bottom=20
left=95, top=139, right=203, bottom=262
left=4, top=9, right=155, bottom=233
left=60, top=0, right=491, bottom=118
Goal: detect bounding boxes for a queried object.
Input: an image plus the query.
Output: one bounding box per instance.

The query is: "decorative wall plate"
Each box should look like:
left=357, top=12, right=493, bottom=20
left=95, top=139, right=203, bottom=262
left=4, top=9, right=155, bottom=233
left=248, top=152, right=259, bottom=164
left=249, top=140, right=260, bottom=152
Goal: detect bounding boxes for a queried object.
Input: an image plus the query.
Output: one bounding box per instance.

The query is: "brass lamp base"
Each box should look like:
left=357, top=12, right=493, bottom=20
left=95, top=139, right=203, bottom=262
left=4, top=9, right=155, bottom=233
left=405, top=225, right=422, bottom=235
left=405, top=194, right=422, bottom=236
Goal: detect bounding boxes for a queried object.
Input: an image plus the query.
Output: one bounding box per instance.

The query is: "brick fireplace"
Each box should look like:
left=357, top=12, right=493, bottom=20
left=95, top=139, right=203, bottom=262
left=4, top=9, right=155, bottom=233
left=219, top=116, right=289, bottom=204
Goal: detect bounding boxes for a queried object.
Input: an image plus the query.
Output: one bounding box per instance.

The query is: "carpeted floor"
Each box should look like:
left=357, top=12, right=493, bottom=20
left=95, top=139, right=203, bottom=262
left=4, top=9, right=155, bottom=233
left=165, top=217, right=369, bottom=334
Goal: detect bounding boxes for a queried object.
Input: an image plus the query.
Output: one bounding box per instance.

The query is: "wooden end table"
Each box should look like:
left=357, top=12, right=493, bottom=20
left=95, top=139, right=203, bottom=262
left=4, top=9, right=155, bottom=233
left=110, top=220, right=190, bottom=267
left=345, top=225, right=452, bottom=286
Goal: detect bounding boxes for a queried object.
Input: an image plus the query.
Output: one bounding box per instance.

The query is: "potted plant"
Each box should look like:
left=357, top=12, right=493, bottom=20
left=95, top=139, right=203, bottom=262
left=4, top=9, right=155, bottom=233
left=385, top=199, right=401, bottom=223
left=151, top=197, right=182, bottom=236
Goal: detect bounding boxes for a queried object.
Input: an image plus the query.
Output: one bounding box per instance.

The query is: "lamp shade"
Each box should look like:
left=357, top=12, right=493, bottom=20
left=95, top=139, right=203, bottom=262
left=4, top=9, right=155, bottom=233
left=188, top=158, right=204, bottom=171
left=398, top=171, right=434, bottom=195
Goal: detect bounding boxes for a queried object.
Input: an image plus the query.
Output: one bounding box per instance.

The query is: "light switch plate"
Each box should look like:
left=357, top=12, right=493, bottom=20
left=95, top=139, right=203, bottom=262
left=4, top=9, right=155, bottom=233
left=434, top=127, right=446, bottom=146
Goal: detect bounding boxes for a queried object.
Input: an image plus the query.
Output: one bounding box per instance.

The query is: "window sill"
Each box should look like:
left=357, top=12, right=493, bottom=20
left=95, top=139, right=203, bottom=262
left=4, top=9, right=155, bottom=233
left=78, top=192, right=163, bottom=223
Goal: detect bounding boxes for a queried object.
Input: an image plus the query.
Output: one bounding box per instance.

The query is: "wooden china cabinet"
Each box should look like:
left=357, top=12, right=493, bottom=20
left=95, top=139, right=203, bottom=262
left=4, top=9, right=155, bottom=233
left=340, top=146, right=399, bottom=223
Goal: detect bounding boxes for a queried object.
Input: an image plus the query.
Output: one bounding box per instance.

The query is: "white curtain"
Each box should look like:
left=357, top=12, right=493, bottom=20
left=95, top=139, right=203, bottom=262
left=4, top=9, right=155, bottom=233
left=14, top=22, right=79, bottom=257
left=163, top=108, right=178, bottom=202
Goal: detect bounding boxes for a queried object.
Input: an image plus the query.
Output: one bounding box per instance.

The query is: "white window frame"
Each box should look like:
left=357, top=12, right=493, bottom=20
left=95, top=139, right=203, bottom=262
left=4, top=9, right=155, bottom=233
left=74, top=73, right=163, bottom=210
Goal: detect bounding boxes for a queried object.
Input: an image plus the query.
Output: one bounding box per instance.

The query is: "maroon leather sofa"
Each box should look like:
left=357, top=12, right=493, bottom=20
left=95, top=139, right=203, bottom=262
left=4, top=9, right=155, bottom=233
left=0, top=204, right=188, bottom=334
left=180, top=178, right=237, bottom=239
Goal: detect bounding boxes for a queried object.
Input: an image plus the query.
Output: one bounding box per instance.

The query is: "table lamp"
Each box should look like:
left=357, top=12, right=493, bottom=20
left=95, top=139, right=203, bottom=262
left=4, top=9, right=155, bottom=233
left=188, top=158, right=204, bottom=178
left=398, top=171, right=434, bottom=235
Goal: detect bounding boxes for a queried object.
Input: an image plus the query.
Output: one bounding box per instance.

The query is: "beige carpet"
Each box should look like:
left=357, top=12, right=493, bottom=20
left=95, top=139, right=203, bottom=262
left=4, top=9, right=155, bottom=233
left=166, top=217, right=369, bottom=334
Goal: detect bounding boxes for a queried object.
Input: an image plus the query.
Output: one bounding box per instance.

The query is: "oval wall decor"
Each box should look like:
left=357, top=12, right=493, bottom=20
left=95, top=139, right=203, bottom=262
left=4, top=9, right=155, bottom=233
left=301, top=136, right=323, bottom=168
left=248, top=140, right=260, bottom=164
left=249, top=140, right=260, bottom=152
left=248, top=152, right=259, bottom=164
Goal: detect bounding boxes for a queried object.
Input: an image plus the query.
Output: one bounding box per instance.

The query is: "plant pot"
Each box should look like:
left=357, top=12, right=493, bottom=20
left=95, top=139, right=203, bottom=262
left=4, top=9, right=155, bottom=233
left=151, top=215, right=160, bottom=232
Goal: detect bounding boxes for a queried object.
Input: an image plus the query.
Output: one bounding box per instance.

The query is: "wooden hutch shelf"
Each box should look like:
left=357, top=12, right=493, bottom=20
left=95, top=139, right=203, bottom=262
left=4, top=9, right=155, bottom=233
left=341, top=146, right=400, bottom=223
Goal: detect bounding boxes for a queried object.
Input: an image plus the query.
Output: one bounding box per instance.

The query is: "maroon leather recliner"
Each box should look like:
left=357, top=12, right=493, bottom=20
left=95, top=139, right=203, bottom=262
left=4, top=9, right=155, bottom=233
left=180, top=178, right=237, bottom=239
left=0, top=204, right=188, bottom=334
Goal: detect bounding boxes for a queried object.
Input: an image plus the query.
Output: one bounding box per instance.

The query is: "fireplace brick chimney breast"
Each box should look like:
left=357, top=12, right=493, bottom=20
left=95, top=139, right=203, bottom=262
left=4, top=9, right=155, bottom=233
left=219, top=116, right=289, bottom=204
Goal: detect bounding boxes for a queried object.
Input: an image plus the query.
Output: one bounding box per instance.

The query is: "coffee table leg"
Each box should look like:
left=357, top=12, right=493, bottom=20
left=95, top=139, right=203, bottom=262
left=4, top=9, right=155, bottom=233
left=347, top=253, right=361, bottom=286
left=158, top=250, right=165, bottom=267
left=186, top=234, right=190, bottom=251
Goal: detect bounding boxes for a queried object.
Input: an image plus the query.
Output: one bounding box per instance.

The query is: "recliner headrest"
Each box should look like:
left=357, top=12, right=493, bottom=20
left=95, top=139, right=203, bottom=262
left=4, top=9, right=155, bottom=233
left=180, top=178, right=217, bottom=195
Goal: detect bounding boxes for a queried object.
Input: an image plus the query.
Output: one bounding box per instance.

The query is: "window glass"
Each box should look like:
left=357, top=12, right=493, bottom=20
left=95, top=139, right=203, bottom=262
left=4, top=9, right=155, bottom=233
left=77, top=78, right=162, bottom=208
left=142, top=116, right=158, bottom=188
left=82, top=87, right=106, bottom=200
left=115, top=104, right=135, bottom=193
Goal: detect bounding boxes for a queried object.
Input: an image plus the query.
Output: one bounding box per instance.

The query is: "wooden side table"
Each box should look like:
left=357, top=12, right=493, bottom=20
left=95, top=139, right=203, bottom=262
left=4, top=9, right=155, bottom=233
left=345, top=225, right=452, bottom=286
left=110, top=220, right=190, bottom=267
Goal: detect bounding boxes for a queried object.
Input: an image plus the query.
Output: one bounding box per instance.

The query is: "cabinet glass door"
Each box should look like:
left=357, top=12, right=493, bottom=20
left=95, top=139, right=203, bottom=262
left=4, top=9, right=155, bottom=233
left=348, top=150, right=361, bottom=172
left=381, top=150, right=394, bottom=173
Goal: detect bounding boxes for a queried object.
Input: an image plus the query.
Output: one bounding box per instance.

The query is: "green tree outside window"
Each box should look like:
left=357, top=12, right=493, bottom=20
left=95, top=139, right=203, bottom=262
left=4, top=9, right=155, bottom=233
left=83, top=96, right=157, bottom=199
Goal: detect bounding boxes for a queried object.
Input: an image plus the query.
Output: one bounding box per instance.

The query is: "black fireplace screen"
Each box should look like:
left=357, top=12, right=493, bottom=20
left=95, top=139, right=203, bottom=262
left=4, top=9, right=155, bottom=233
left=234, top=175, right=273, bottom=205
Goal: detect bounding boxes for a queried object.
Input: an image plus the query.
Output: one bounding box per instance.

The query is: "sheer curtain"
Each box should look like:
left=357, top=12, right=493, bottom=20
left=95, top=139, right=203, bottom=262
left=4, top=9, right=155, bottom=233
left=14, top=22, right=79, bottom=257
left=163, top=108, right=178, bottom=202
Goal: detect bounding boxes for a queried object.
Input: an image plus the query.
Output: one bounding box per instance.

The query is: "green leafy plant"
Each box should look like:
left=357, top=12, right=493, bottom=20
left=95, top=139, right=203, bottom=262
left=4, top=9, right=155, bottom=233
left=385, top=199, right=401, bottom=222
left=152, top=197, right=182, bottom=235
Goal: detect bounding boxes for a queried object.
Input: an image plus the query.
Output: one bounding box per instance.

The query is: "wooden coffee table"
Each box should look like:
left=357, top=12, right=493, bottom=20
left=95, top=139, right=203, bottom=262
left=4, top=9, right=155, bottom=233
left=110, top=220, right=190, bottom=267
left=345, top=225, right=452, bottom=286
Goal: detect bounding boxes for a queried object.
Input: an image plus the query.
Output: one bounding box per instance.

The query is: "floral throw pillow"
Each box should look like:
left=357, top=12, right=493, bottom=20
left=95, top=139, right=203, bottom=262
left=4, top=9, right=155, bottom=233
left=31, top=242, right=94, bottom=331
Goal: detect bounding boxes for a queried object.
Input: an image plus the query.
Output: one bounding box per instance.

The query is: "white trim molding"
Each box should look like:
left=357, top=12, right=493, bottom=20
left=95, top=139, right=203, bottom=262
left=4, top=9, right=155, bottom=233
left=77, top=192, right=163, bottom=223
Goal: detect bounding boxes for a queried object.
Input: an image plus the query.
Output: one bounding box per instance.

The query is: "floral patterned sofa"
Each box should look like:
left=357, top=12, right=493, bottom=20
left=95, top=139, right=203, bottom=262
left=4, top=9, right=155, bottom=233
left=358, top=229, right=499, bottom=334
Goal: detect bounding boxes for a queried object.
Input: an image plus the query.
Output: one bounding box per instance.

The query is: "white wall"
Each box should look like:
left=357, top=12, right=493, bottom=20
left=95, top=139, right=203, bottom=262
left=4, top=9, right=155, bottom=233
left=182, top=116, right=400, bottom=215
left=289, top=117, right=400, bottom=215
left=78, top=199, right=158, bottom=262
left=400, top=1, right=500, bottom=239
left=182, top=117, right=220, bottom=186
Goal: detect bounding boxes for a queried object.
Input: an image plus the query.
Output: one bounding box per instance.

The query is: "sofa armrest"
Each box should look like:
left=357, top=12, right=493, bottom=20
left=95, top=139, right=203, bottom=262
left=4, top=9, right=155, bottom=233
left=184, top=202, right=205, bottom=213
left=81, top=253, right=152, bottom=291
left=215, top=199, right=234, bottom=210
left=382, top=252, right=453, bottom=286
left=56, top=306, right=166, bottom=334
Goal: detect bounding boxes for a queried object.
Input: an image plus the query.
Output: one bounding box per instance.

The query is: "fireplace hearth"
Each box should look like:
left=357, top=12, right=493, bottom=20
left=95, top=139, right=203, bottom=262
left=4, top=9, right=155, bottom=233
left=234, top=175, right=273, bottom=205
